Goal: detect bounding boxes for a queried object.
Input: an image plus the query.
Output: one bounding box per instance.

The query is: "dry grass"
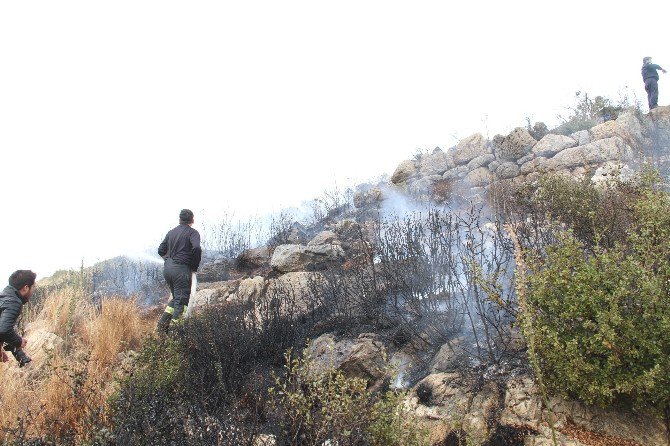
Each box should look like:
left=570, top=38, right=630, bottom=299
left=0, top=286, right=153, bottom=444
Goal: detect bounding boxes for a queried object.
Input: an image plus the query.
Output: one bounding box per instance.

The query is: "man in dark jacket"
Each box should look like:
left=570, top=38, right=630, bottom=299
left=642, top=56, right=667, bottom=110
left=156, top=209, right=202, bottom=332
left=0, top=270, right=36, bottom=367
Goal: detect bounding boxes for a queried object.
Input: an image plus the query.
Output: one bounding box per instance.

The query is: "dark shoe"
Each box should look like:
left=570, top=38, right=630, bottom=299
left=156, top=312, right=173, bottom=334
left=12, top=348, right=32, bottom=368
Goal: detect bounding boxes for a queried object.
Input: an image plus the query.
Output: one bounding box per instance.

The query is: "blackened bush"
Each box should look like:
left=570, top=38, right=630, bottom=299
left=109, top=299, right=317, bottom=445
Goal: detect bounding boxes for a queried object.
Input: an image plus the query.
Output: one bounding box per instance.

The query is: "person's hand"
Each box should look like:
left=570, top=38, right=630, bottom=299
left=1, top=350, right=8, bottom=362
left=20, top=338, right=28, bottom=349
left=663, top=69, right=668, bottom=74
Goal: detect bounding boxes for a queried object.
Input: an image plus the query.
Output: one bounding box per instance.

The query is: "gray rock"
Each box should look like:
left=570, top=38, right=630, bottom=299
left=408, top=175, right=442, bottom=197
left=451, top=133, right=490, bottom=166
left=308, top=230, right=339, bottom=247
left=544, top=136, right=634, bottom=171
left=589, top=120, right=633, bottom=143
left=264, top=271, right=326, bottom=315
left=191, top=279, right=241, bottom=307
left=532, top=134, right=577, bottom=157
left=494, top=127, right=537, bottom=161
left=466, top=153, right=496, bottom=170
left=488, top=160, right=501, bottom=172
left=419, top=149, right=451, bottom=176
left=591, top=162, right=635, bottom=185
left=235, top=276, right=265, bottom=303
left=429, top=339, right=464, bottom=373
left=464, top=167, right=493, bottom=187
left=616, top=108, right=648, bottom=147
left=516, top=153, right=535, bottom=166
left=443, top=166, right=468, bottom=180
left=391, top=160, right=417, bottom=184
left=496, top=162, right=520, bottom=179
left=306, top=333, right=387, bottom=386
left=270, top=245, right=311, bottom=272
left=569, top=130, right=590, bottom=146
left=237, top=246, right=270, bottom=268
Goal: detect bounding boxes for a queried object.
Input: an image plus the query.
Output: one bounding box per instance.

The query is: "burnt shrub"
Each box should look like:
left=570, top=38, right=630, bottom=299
left=109, top=297, right=315, bottom=445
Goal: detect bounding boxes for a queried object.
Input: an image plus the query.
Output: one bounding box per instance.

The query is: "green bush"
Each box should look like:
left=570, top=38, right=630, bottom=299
left=524, top=185, right=670, bottom=412
left=270, top=352, right=429, bottom=446
left=551, top=91, right=634, bottom=136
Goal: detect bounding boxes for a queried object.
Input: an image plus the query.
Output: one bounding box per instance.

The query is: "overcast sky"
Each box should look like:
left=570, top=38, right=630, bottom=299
left=1, top=1, right=667, bottom=281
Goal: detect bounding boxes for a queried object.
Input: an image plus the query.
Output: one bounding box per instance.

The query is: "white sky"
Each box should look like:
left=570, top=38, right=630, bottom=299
left=1, top=1, right=668, bottom=281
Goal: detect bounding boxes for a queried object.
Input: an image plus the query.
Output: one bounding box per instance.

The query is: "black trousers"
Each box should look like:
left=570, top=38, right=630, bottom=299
left=645, top=78, right=659, bottom=109
left=163, top=258, right=192, bottom=318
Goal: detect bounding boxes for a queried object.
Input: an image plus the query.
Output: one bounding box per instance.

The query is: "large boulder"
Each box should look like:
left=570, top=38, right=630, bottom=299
left=270, top=245, right=312, bottom=272
left=391, top=160, right=417, bottom=184
left=615, top=108, right=649, bottom=148
left=306, top=231, right=346, bottom=259
left=264, top=271, right=325, bottom=313
left=443, top=165, right=469, bottom=181
left=498, top=374, right=665, bottom=445
left=270, top=240, right=344, bottom=273
left=306, top=333, right=387, bottom=386
left=570, top=129, right=591, bottom=146
left=237, top=246, right=270, bottom=269
left=418, top=148, right=452, bottom=175
left=543, top=136, right=634, bottom=171
left=233, top=276, right=265, bottom=303
left=532, top=134, right=577, bottom=157
left=467, top=153, right=496, bottom=171
left=452, top=133, right=490, bottom=166
left=496, top=161, right=520, bottom=179
left=589, top=120, right=639, bottom=152
left=191, top=279, right=240, bottom=308
left=464, top=167, right=493, bottom=187
left=494, top=128, right=537, bottom=161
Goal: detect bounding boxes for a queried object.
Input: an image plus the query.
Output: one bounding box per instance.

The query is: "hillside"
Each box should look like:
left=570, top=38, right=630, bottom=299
left=3, top=104, right=670, bottom=446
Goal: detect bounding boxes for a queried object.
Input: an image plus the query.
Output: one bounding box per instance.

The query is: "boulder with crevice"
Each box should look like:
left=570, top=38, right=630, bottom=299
left=494, top=127, right=537, bottom=161
left=452, top=133, right=491, bottom=166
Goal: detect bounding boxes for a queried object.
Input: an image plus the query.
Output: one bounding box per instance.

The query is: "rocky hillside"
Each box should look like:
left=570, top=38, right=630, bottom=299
left=9, top=106, right=670, bottom=446
left=176, top=107, right=670, bottom=445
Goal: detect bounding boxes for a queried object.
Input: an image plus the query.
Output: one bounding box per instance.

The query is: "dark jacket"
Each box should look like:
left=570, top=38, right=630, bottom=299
left=0, top=286, right=25, bottom=349
left=158, top=224, right=202, bottom=272
left=642, top=63, right=664, bottom=81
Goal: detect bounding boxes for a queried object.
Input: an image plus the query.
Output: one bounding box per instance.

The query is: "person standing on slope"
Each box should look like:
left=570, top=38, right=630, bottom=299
left=642, top=56, right=667, bottom=110
left=156, top=209, right=202, bottom=333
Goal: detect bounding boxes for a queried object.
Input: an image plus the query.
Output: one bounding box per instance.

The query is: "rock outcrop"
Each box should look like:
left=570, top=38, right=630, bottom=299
left=389, top=106, right=670, bottom=201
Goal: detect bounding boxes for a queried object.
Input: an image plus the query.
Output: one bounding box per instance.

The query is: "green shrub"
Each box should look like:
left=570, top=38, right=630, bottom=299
left=551, top=91, right=634, bottom=136
left=270, top=352, right=429, bottom=446
left=524, top=185, right=670, bottom=412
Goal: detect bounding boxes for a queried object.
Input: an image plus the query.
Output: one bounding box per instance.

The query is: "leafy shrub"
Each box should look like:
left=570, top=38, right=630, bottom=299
left=270, top=352, right=429, bottom=446
left=523, top=185, right=670, bottom=412
left=491, top=171, right=654, bottom=252
left=551, top=91, right=633, bottom=136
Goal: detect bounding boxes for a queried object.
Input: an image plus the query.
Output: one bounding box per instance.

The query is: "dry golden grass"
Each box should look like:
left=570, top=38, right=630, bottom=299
left=0, top=287, right=153, bottom=444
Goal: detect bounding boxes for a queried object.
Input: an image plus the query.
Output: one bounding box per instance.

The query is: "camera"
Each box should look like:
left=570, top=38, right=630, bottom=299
left=3, top=345, right=31, bottom=367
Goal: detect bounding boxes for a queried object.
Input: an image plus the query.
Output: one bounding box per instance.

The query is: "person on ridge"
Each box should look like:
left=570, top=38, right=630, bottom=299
left=0, top=270, right=36, bottom=367
left=156, top=209, right=202, bottom=333
left=642, top=56, right=667, bottom=110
